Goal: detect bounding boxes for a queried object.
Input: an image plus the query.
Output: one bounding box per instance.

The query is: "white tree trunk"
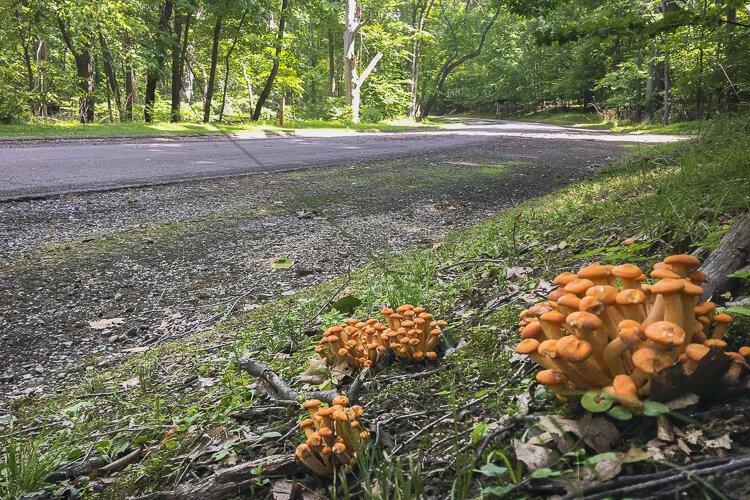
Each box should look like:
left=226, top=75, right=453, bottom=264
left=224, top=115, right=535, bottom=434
left=343, top=0, right=382, bottom=123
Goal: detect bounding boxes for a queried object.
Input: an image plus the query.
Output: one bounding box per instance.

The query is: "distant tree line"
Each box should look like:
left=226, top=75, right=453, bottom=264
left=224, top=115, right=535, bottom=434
left=0, top=0, right=747, bottom=124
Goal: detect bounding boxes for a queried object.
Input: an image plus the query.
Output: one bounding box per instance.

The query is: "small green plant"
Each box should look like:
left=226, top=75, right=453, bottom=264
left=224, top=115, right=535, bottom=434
left=1, top=430, right=65, bottom=499
left=136, top=360, right=158, bottom=394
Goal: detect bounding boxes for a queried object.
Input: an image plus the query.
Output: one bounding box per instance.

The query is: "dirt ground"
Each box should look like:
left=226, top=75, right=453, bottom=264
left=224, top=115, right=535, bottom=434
left=0, top=136, right=632, bottom=401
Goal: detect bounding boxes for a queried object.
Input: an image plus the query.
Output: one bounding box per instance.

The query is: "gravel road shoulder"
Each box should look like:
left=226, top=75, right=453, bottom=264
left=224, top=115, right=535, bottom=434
left=0, top=136, right=633, bottom=401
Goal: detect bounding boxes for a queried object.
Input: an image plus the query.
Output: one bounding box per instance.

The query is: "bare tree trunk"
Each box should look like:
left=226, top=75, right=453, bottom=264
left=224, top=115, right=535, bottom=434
left=11, top=0, right=33, bottom=94
left=170, top=13, right=184, bottom=122
left=203, top=15, right=222, bottom=123
left=252, top=0, right=289, bottom=121
left=219, top=10, right=249, bottom=122
left=145, top=0, right=173, bottom=123
left=99, top=32, right=122, bottom=120
left=327, top=29, right=336, bottom=96
left=724, top=6, right=740, bottom=112
left=37, top=39, right=48, bottom=117
left=343, top=0, right=382, bottom=123
left=241, top=60, right=254, bottom=109
left=662, top=48, right=671, bottom=124
left=408, top=0, right=434, bottom=120
left=58, top=19, right=95, bottom=123
left=123, top=31, right=136, bottom=121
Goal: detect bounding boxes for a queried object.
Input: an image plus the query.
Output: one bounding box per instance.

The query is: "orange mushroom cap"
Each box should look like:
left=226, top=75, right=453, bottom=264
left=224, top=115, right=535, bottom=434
left=645, top=321, right=686, bottom=348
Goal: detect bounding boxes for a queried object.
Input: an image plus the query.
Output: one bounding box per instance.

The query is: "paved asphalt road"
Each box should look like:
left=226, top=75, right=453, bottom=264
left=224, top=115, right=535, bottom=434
left=0, top=119, right=687, bottom=201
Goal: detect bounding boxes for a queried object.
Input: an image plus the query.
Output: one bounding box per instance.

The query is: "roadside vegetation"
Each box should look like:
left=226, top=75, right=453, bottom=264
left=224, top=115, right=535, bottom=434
left=0, top=119, right=435, bottom=139
left=513, top=110, right=705, bottom=135
left=2, top=115, right=749, bottom=499
left=2, top=1, right=746, bottom=133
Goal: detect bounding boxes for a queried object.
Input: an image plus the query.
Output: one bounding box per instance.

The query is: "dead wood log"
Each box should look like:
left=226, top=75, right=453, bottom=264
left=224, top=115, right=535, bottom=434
left=236, top=358, right=370, bottom=405
left=562, top=455, right=750, bottom=500
left=131, top=454, right=302, bottom=500
left=700, top=212, right=750, bottom=300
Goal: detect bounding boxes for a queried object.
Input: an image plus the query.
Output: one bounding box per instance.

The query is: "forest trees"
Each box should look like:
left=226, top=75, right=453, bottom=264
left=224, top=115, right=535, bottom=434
left=0, top=0, right=747, bottom=125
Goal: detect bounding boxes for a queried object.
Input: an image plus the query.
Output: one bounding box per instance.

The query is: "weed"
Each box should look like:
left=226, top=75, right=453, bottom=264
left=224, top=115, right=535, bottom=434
left=0, top=429, right=66, bottom=499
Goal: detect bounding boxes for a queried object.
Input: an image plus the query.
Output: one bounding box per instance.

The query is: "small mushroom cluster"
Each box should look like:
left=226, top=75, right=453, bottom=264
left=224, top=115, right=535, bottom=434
left=380, top=305, right=447, bottom=362
left=294, top=396, right=369, bottom=476
left=315, top=305, right=447, bottom=368
left=516, top=255, right=746, bottom=408
left=316, top=318, right=390, bottom=369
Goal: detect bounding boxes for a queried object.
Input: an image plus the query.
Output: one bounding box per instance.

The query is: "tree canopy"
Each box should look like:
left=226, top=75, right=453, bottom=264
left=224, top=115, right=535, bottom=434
left=1, top=0, right=747, bottom=124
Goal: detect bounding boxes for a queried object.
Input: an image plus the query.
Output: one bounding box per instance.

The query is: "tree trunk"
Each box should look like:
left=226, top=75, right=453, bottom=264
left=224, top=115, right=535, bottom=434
left=343, top=0, right=382, bottom=123
left=145, top=0, right=173, bottom=123
left=327, top=29, right=336, bottom=96
left=219, top=10, right=249, bottom=122
left=241, top=60, right=254, bottom=109
left=170, top=13, right=184, bottom=122
left=12, top=0, right=34, bottom=93
left=123, top=31, right=136, bottom=121
left=180, top=13, right=193, bottom=101
left=99, top=32, right=122, bottom=120
left=203, top=15, right=223, bottom=123
left=420, top=7, right=499, bottom=120
left=408, top=0, right=434, bottom=120
left=58, top=19, right=95, bottom=123
left=37, top=39, right=48, bottom=117
left=724, top=6, right=740, bottom=112
left=252, top=0, right=289, bottom=121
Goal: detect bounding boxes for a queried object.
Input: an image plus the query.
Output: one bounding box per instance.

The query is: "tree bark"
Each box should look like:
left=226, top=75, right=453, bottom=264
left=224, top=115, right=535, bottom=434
left=327, top=29, right=336, bottom=96
left=219, top=10, right=249, bottom=122
left=123, top=31, right=136, bottom=122
left=11, top=0, right=34, bottom=93
left=58, top=19, right=95, bottom=123
left=170, top=12, right=184, bottom=122
left=203, top=15, right=223, bottom=123
left=420, top=7, right=500, bottom=120
left=145, top=0, right=173, bottom=123
left=99, top=32, right=122, bottom=120
left=36, top=39, right=48, bottom=117
left=408, top=0, right=434, bottom=120
left=251, top=0, right=289, bottom=121
left=343, top=0, right=382, bottom=123
left=699, top=212, right=750, bottom=301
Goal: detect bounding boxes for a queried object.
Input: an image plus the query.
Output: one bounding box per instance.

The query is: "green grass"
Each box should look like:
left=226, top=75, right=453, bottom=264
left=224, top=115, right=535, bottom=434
left=515, top=110, right=704, bottom=135
left=2, top=115, right=749, bottom=498
left=0, top=118, right=436, bottom=139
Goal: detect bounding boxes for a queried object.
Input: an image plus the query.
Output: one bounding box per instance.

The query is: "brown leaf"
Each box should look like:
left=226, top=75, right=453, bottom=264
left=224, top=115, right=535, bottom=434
left=513, top=438, right=557, bottom=471
left=657, top=415, right=674, bottom=442
left=271, top=480, right=300, bottom=500
left=704, top=434, right=732, bottom=450
left=89, top=317, right=125, bottom=330
left=536, top=414, right=620, bottom=454
left=298, top=358, right=328, bottom=385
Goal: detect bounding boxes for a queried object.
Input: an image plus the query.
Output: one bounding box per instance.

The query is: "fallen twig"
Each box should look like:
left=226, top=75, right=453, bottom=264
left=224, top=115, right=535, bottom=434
left=393, top=362, right=532, bottom=453
left=100, top=447, right=143, bottom=475
left=562, top=456, right=750, bottom=500
left=236, top=359, right=370, bottom=404
left=131, top=454, right=303, bottom=500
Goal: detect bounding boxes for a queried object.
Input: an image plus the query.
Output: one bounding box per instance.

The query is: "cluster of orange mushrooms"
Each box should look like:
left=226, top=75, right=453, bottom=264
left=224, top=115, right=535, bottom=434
left=294, top=396, right=369, bottom=476
left=516, top=254, right=748, bottom=408
left=315, top=305, right=447, bottom=368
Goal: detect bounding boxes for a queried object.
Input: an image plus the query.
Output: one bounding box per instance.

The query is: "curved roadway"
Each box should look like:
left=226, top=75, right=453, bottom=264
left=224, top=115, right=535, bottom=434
left=0, top=118, right=687, bottom=201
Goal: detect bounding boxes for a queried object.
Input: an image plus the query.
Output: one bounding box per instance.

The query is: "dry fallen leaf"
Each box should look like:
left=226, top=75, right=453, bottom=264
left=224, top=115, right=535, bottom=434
left=704, top=434, right=732, bottom=450
left=89, top=317, right=125, bottom=330
left=657, top=415, right=675, bottom=442
left=298, top=358, right=328, bottom=385
left=121, top=377, right=140, bottom=390
left=536, top=414, right=620, bottom=454
left=513, top=438, right=557, bottom=471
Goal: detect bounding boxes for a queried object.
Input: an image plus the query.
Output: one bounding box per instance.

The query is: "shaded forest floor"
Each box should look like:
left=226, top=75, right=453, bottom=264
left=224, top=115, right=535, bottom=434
left=1, top=117, right=750, bottom=499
